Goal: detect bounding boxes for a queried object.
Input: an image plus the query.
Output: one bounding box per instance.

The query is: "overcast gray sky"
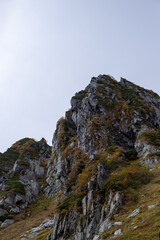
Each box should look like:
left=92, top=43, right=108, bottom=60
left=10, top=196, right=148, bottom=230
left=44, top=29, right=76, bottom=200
left=0, top=0, right=160, bottom=152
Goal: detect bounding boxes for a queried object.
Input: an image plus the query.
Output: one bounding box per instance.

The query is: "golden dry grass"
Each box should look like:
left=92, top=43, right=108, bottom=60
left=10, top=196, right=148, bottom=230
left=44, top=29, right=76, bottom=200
left=0, top=194, right=57, bottom=240
left=2, top=163, right=160, bottom=240
left=103, top=168, right=160, bottom=240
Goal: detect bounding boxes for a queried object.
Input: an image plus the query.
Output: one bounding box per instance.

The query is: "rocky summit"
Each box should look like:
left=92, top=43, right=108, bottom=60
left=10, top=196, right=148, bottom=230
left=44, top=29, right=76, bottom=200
left=1, top=75, right=160, bottom=240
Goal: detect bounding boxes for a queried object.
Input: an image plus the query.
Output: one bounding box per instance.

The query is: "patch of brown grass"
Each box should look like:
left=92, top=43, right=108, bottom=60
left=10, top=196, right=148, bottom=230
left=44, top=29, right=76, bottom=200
left=103, top=168, right=160, bottom=240
left=0, top=194, right=57, bottom=240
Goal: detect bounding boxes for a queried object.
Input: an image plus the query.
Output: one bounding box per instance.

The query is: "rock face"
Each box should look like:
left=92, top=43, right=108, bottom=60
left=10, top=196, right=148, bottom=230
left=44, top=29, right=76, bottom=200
left=0, top=137, right=51, bottom=226
left=45, top=75, right=160, bottom=198
left=48, top=191, right=122, bottom=240
left=1, top=74, right=160, bottom=238
left=44, top=75, right=160, bottom=240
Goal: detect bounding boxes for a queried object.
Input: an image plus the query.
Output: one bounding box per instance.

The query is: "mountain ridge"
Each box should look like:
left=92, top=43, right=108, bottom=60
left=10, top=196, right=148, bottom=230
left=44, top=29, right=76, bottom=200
left=0, top=75, right=160, bottom=240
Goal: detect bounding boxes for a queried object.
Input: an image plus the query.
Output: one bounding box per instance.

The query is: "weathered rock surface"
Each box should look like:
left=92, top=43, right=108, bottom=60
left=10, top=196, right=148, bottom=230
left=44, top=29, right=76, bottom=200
left=1, top=219, right=14, bottom=229
left=127, top=208, right=140, bottom=218
left=48, top=191, right=122, bottom=240
left=0, top=138, right=51, bottom=228
left=148, top=205, right=156, bottom=209
left=45, top=75, right=160, bottom=199
left=97, top=164, right=107, bottom=189
left=19, top=219, right=55, bottom=239
left=1, top=74, right=160, bottom=239
left=114, top=229, right=122, bottom=236
left=44, top=75, right=160, bottom=240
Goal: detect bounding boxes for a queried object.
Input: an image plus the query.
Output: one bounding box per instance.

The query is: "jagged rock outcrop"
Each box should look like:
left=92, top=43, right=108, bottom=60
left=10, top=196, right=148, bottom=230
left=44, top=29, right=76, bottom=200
left=1, top=74, right=160, bottom=239
left=0, top=137, right=51, bottom=227
left=48, top=190, right=122, bottom=240
left=45, top=75, right=160, bottom=198
left=45, top=75, right=160, bottom=240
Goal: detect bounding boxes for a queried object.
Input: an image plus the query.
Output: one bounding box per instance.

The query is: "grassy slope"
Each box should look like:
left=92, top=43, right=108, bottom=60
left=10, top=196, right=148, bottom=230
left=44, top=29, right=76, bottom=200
left=2, top=161, right=159, bottom=240
left=103, top=167, right=160, bottom=240
left=7, top=165, right=160, bottom=240
left=0, top=193, right=56, bottom=240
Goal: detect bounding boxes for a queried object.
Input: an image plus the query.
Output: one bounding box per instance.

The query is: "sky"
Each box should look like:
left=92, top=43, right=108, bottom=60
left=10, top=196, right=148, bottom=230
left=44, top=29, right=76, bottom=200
left=0, top=0, right=160, bottom=152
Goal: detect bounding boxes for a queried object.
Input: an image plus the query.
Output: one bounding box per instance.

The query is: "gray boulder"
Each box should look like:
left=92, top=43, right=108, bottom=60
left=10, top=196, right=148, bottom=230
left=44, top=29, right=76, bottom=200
left=98, top=219, right=112, bottom=235
left=127, top=208, right=140, bottom=218
left=1, top=219, right=14, bottom=229
left=0, top=208, right=8, bottom=217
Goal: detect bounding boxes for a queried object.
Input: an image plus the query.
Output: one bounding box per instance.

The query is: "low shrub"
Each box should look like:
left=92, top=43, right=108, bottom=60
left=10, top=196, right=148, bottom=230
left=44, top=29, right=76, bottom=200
left=72, top=89, right=88, bottom=100
left=148, top=152, right=160, bottom=157
left=6, top=172, right=25, bottom=195
left=74, top=166, right=93, bottom=194
left=16, top=138, right=31, bottom=146
left=3, top=148, right=19, bottom=161
left=104, top=165, right=152, bottom=194
left=139, top=129, right=160, bottom=146
left=58, top=194, right=83, bottom=211
left=98, top=148, right=124, bottom=172
left=66, top=159, right=85, bottom=191
left=106, top=146, right=117, bottom=153
left=125, top=148, right=138, bottom=160
left=56, top=118, right=75, bottom=150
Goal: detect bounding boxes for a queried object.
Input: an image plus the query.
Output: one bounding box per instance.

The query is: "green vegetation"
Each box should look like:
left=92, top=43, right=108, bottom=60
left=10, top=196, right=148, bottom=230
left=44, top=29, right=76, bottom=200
left=125, top=148, right=138, bottom=161
left=56, top=117, right=76, bottom=150
left=102, top=74, right=115, bottom=79
left=146, top=88, right=159, bottom=98
left=3, top=148, right=19, bottom=161
left=0, top=148, right=19, bottom=164
left=106, top=146, right=117, bottom=153
left=12, top=138, right=40, bottom=159
left=0, top=147, right=19, bottom=177
left=72, top=89, right=88, bottom=100
left=102, top=168, right=160, bottom=240
left=5, top=172, right=25, bottom=195
left=66, top=158, right=85, bottom=191
left=25, top=194, right=57, bottom=216
left=100, top=75, right=117, bottom=85
left=74, top=165, right=94, bottom=195
left=148, top=152, right=160, bottom=157
left=121, top=88, right=136, bottom=102
left=14, top=138, right=31, bottom=146
left=0, top=138, right=45, bottom=176
left=18, top=160, right=30, bottom=167
left=58, top=194, right=83, bottom=211
left=94, top=76, right=155, bottom=125
left=95, top=93, right=116, bottom=109
left=139, top=129, right=160, bottom=146
left=97, top=79, right=106, bottom=84
left=103, top=165, right=152, bottom=194
left=96, top=148, right=124, bottom=173
left=32, top=229, right=53, bottom=240
left=121, top=88, right=146, bottom=110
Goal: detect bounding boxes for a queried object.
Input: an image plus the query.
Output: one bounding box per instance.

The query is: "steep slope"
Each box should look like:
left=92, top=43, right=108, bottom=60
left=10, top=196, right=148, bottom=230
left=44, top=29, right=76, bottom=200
left=44, top=75, right=160, bottom=240
left=45, top=75, right=160, bottom=197
left=0, top=137, right=51, bottom=228
left=1, top=74, right=160, bottom=240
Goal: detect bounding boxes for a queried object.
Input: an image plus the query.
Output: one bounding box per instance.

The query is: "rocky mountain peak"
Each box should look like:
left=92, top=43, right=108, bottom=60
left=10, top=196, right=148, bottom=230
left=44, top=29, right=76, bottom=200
left=1, top=75, right=160, bottom=240
left=120, top=77, right=135, bottom=88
